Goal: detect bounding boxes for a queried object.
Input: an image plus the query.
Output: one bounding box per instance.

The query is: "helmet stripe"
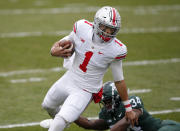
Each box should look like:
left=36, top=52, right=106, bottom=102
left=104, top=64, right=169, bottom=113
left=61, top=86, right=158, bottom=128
left=112, top=8, right=116, bottom=26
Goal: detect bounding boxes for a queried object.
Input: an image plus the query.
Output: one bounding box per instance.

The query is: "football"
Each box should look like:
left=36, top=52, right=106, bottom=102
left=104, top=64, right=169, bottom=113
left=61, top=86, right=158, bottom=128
left=59, top=39, right=73, bottom=50
left=58, top=39, right=75, bottom=56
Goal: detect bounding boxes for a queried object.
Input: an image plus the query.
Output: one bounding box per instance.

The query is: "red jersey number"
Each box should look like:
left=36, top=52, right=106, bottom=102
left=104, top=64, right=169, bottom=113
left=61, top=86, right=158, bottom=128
left=79, top=51, right=93, bottom=72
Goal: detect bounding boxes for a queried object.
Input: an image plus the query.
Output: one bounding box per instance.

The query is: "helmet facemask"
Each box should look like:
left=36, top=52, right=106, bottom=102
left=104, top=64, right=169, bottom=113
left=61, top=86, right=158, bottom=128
left=101, top=94, right=120, bottom=114
left=93, top=6, right=121, bottom=43
left=99, top=81, right=121, bottom=114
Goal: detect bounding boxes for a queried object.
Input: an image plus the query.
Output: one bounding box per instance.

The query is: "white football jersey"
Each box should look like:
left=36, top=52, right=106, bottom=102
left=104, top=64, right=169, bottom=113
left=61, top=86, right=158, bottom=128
left=65, top=19, right=127, bottom=93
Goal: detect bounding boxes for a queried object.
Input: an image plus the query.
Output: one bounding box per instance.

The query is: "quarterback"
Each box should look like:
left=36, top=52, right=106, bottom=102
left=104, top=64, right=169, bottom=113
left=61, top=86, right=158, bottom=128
left=40, top=6, right=137, bottom=131
left=75, top=81, right=180, bottom=131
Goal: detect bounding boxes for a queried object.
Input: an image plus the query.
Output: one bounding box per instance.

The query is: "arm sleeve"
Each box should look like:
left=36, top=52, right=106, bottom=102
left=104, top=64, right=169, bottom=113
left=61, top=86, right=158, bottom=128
left=110, top=60, right=124, bottom=82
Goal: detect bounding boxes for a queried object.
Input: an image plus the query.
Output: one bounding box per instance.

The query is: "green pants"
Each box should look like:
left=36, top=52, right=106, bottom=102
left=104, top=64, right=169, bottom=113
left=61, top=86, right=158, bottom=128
left=158, top=120, right=180, bottom=131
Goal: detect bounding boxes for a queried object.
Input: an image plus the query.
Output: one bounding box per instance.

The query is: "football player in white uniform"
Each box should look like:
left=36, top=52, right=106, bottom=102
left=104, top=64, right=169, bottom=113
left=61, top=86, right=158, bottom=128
left=40, top=6, right=137, bottom=131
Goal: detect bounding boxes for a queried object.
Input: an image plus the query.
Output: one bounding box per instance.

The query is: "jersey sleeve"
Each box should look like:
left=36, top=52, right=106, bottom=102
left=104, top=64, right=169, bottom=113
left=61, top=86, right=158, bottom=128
left=73, top=19, right=92, bottom=36
left=72, top=19, right=81, bottom=37
left=67, top=19, right=85, bottom=46
left=129, top=96, right=144, bottom=109
left=114, top=39, right=127, bottom=60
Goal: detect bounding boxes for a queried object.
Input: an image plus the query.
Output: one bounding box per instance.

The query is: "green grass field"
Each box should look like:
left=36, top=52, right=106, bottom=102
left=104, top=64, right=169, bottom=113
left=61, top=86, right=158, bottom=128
left=0, top=0, right=180, bottom=131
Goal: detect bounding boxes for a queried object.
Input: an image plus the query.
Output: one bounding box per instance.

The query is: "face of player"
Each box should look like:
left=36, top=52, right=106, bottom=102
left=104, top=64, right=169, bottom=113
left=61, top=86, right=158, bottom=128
left=103, top=99, right=113, bottom=111
left=99, top=24, right=116, bottom=36
left=97, top=23, right=117, bottom=42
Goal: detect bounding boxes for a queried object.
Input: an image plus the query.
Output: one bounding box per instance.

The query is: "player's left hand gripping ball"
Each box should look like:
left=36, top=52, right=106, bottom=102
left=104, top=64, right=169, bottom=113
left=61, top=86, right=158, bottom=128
left=58, top=40, right=74, bottom=58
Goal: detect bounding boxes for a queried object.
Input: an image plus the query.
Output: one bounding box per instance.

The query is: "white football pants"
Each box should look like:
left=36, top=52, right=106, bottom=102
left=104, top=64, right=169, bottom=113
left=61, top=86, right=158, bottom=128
left=42, top=71, right=92, bottom=131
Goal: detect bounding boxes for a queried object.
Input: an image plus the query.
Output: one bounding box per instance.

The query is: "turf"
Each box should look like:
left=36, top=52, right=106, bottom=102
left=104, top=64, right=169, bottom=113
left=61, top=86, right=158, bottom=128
left=0, top=0, right=180, bottom=131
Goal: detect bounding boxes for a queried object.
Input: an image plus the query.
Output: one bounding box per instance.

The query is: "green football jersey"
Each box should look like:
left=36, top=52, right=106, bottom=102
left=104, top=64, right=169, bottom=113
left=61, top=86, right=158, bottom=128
left=99, top=95, right=162, bottom=131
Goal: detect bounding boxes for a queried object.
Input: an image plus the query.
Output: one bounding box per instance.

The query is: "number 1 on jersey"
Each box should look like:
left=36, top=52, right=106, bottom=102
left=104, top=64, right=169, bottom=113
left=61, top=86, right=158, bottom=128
left=79, top=51, right=93, bottom=72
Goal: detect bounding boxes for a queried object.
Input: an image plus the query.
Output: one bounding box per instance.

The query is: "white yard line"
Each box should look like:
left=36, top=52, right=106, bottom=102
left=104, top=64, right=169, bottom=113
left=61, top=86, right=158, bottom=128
left=0, top=122, right=40, bottom=128
left=10, top=77, right=45, bottom=83
left=0, top=67, right=64, bottom=77
left=123, top=58, right=180, bottom=66
left=120, top=26, right=180, bottom=34
left=149, top=108, right=180, bottom=115
left=0, top=26, right=180, bottom=38
left=170, top=97, right=180, bottom=101
left=0, top=5, right=179, bottom=15
left=129, top=89, right=151, bottom=94
left=0, top=58, right=180, bottom=77
left=0, top=30, right=70, bottom=38
left=0, top=108, right=179, bottom=128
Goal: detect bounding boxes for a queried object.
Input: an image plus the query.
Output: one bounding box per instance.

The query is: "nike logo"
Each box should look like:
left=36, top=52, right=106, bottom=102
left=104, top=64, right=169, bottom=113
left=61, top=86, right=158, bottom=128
left=98, top=51, right=103, bottom=55
left=118, top=112, right=122, bottom=117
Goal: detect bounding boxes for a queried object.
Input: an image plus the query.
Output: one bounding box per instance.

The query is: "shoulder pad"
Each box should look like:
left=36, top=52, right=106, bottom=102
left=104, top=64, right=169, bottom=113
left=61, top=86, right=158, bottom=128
left=73, top=19, right=93, bottom=34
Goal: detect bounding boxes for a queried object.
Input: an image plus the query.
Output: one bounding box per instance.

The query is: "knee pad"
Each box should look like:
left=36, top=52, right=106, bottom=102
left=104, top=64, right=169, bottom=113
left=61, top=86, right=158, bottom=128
left=42, top=103, right=61, bottom=118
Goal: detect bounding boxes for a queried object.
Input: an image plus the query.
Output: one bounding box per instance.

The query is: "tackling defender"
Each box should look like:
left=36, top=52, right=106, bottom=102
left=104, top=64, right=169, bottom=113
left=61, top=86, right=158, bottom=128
left=41, top=6, right=137, bottom=131
left=75, top=81, right=180, bottom=131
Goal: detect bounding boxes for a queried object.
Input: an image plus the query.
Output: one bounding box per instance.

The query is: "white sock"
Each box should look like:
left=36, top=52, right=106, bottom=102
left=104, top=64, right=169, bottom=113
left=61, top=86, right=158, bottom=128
left=48, top=115, right=67, bottom=131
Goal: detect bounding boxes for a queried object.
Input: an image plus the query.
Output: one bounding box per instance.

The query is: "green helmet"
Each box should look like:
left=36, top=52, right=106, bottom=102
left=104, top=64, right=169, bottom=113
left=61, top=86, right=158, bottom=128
left=101, top=81, right=121, bottom=113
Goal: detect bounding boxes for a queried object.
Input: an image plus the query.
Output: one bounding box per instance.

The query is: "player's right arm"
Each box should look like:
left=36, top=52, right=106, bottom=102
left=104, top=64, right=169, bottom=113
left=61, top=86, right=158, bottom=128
left=75, top=116, right=109, bottom=130
left=110, top=60, right=137, bottom=127
left=110, top=41, right=139, bottom=127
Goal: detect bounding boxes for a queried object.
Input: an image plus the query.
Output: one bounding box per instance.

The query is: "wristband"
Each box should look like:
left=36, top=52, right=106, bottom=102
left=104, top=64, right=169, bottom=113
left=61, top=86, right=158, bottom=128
left=123, top=100, right=132, bottom=112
